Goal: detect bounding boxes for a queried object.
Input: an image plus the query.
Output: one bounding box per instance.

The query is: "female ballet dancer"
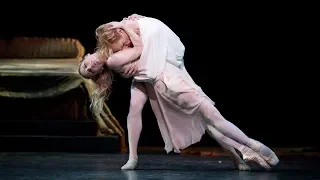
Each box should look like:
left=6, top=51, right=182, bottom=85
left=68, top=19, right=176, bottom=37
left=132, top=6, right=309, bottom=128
left=78, top=15, right=279, bottom=170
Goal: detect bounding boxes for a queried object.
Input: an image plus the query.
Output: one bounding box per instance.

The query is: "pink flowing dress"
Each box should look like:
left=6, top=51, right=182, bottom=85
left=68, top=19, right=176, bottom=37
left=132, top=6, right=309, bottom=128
left=132, top=17, right=215, bottom=153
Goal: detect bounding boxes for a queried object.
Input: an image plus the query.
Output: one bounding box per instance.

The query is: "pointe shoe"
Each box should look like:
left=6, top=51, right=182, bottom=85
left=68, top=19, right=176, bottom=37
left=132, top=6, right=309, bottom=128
left=121, top=159, right=138, bottom=170
left=240, top=146, right=271, bottom=170
left=233, top=160, right=251, bottom=171
left=249, top=139, right=279, bottom=166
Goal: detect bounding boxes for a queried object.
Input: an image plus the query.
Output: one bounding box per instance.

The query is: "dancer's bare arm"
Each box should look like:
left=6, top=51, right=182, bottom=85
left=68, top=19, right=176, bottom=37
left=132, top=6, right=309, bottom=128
left=117, top=15, right=144, bottom=78
left=120, top=61, right=139, bottom=78
left=107, top=47, right=141, bottom=69
left=106, top=22, right=142, bottom=69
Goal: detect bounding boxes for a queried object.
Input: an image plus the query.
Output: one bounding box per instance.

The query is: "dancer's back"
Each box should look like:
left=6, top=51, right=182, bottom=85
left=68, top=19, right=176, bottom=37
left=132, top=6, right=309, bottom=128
left=132, top=17, right=186, bottom=83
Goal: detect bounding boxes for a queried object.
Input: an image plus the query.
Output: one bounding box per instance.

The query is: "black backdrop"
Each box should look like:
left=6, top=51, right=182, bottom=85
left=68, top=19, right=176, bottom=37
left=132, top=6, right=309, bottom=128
left=1, top=3, right=317, bottom=148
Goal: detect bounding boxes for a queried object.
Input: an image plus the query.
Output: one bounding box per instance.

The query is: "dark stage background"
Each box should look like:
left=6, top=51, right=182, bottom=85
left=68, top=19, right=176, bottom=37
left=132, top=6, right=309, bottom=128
left=1, top=3, right=317, bottom=148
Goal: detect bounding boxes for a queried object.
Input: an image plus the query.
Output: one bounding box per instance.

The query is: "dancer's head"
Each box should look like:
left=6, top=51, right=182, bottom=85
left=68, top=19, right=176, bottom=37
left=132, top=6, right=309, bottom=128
left=78, top=53, right=113, bottom=116
left=78, top=22, right=126, bottom=78
left=78, top=22, right=131, bottom=116
left=78, top=53, right=104, bottom=78
left=95, top=22, right=131, bottom=55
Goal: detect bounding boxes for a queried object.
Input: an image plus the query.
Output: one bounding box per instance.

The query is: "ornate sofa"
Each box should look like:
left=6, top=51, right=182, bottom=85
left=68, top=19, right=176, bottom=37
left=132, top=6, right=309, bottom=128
left=0, top=37, right=125, bottom=152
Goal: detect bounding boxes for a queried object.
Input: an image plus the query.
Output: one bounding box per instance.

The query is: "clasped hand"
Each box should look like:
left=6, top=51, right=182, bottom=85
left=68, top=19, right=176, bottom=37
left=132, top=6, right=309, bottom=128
left=108, top=14, right=144, bottom=30
left=108, top=21, right=124, bottom=30
left=120, top=62, right=139, bottom=78
left=123, top=13, right=145, bottom=21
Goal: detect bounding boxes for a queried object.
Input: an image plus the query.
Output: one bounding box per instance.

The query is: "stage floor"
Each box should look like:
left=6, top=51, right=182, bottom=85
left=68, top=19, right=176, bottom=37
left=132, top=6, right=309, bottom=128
left=0, top=152, right=319, bottom=180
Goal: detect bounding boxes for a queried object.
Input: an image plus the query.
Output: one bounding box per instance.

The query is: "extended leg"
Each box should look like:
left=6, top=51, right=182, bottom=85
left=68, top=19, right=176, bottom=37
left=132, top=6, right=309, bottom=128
left=200, top=100, right=279, bottom=166
left=206, top=124, right=272, bottom=169
left=121, top=82, right=148, bottom=170
left=206, top=125, right=251, bottom=171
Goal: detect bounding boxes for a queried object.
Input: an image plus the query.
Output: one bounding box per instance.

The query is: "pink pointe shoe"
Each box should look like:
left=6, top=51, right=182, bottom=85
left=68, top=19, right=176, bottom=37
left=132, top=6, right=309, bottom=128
left=249, top=139, right=279, bottom=166
left=240, top=145, right=271, bottom=170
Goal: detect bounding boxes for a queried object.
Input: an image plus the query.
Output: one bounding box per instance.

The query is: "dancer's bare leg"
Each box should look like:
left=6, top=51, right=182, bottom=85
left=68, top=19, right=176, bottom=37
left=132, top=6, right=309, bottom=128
left=206, top=125, right=251, bottom=171
left=200, top=100, right=279, bottom=166
left=121, top=83, right=148, bottom=170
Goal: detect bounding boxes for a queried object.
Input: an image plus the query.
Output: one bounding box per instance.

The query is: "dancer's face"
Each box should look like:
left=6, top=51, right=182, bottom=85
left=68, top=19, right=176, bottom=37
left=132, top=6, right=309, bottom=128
left=110, top=29, right=131, bottom=53
left=79, top=54, right=104, bottom=78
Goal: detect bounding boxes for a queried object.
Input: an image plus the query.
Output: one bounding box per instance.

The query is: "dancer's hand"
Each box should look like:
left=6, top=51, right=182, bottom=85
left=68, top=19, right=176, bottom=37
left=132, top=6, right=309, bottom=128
left=121, top=62, right=138, bottom=78
left=108, top=21, right=125, bottom=30
left=123, top=14, right=144, bottom=21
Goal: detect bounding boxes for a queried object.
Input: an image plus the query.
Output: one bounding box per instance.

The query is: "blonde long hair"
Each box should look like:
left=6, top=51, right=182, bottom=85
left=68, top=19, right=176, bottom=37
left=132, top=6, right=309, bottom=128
left=89, top=23, right=122, bottom=115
